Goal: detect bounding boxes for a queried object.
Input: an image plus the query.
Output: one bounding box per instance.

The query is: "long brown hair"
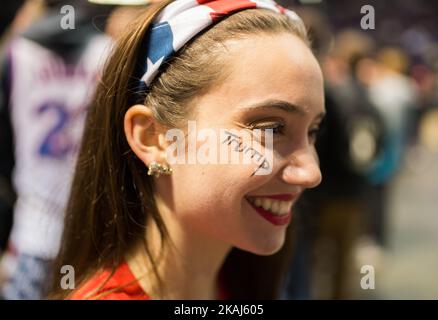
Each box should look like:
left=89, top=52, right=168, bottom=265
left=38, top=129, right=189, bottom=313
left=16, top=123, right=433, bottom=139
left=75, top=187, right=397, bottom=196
left=50, top=0, right=310, bottom=299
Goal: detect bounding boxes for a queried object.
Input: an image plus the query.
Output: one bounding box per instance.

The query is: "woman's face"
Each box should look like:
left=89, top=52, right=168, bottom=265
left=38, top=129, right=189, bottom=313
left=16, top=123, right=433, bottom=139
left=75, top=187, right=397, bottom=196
left=155, top=32, right=325, bottom=255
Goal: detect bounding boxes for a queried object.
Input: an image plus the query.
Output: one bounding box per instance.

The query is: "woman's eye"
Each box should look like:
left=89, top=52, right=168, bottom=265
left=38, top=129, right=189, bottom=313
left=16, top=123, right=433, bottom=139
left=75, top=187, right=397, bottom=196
left=308, top=127, right=321, bottom=143
left=250, top=122, right=285, bottom=135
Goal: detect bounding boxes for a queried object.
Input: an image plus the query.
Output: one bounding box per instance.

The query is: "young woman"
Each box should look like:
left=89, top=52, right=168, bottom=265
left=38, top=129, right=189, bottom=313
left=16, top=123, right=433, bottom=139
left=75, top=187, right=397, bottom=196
left=50, top=0, right=325, bottom=300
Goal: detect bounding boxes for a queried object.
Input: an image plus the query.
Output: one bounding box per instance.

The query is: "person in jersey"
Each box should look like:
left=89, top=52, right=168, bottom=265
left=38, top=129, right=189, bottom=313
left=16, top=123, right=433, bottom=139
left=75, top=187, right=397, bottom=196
left=0, top=0, right=112, bottom=299
left=50, top=0, right=326, bottom=300
left=0, top=0, right=25, bottom=260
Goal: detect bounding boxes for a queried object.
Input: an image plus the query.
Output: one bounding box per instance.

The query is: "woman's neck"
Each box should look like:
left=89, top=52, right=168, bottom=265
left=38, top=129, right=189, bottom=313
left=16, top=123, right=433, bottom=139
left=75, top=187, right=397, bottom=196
left=126, top=212, right=231, bottom=299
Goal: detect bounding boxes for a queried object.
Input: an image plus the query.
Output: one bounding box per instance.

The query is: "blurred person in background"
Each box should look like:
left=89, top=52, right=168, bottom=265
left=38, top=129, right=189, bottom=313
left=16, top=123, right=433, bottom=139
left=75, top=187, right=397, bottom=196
left=311, top=29, right=385, bottom=299
left=0, top=0, right=117, bottom=299
left=0, top=0, right=31, bottom=286
left=357, top=47, right=418, bottom=249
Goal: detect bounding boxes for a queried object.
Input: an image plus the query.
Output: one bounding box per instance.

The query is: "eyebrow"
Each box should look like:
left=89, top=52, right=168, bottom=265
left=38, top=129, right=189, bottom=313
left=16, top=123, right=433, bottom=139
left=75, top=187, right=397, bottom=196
left=238, top=99, right=326, bottom=120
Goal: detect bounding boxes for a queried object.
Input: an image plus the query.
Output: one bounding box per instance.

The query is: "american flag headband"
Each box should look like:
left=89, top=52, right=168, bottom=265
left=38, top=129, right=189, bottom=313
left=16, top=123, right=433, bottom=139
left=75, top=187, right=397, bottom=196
left=136, top=0, right=302, bottom=92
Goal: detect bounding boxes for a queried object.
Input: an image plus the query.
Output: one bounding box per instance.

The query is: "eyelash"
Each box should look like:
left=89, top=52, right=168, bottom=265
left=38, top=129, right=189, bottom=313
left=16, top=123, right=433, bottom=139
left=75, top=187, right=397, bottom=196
left=251, top=122, right=321, bottom=143
left=308, top=127, right=321, bottom=143
left=251, top=123, right=285, bottom=135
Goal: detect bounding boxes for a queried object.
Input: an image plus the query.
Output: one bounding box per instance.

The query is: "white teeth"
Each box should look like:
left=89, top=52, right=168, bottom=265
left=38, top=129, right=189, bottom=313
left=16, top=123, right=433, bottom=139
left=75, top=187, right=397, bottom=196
left=271, top=201, right=280, bottom=214
left=248, top=197, right=293, bottom=216
left=280, top=201, right=291, bottom=214
left=262, top=199, right=271, bottom=211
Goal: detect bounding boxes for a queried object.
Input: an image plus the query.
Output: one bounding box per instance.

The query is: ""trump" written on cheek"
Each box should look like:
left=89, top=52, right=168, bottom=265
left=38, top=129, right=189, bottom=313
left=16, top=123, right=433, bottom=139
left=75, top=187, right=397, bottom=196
left=165, top=121, right=273, bottom=176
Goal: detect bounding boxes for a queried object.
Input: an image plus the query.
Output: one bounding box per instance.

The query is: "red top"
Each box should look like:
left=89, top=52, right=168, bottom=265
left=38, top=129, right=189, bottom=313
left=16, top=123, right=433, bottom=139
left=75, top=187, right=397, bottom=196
left=71, top=263, right=149, bottom=300
left=70, top=262, right=227, bottom=300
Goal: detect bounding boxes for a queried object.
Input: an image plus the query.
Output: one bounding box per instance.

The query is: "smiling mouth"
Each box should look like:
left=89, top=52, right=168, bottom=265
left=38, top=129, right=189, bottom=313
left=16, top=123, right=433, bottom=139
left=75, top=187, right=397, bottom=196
left=245, top=195, right=298, bottom=226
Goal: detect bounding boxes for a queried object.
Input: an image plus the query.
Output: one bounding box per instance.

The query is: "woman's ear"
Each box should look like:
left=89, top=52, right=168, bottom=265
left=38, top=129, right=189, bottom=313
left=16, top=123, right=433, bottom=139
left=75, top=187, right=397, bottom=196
left=124, top=104, right=167, bottom=167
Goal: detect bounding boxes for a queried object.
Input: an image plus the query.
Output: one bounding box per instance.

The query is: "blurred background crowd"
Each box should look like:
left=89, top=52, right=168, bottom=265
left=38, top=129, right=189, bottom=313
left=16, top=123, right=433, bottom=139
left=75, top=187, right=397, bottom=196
left=0, top=0, right=437, bottom=299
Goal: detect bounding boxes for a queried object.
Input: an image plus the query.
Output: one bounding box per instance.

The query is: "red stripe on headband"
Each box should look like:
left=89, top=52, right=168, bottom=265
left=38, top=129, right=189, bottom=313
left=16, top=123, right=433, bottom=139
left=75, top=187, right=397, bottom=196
left=197, top=0, right=257, bottom=22
left=275, top=4, right=286, bottom=14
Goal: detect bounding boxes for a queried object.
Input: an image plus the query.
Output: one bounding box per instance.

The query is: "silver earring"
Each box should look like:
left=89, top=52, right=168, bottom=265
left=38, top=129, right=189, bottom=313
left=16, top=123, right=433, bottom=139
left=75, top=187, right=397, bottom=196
left=147, top=162, right=173, bottom=178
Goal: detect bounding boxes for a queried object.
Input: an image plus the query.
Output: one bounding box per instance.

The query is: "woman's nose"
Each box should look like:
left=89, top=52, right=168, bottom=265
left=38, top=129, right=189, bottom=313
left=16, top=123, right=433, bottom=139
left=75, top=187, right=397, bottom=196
left=281, top=148, right=322, bottom=189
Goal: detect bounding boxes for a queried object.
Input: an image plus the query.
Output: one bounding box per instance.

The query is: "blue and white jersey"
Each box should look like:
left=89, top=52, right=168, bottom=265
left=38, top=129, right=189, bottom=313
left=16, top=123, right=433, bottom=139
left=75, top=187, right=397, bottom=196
left=7, top=34, right=111, bottom=259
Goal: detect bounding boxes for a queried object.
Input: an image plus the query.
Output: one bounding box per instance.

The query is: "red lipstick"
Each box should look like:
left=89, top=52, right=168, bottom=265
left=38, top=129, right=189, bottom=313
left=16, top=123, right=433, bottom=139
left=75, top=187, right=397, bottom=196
left=246, top=197, right=292, bottom=226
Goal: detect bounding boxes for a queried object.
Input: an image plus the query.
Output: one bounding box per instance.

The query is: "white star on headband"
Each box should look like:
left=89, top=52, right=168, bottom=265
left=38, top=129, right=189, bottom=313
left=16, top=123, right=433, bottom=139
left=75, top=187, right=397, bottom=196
left=141, top=56, right=165, bottom=86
